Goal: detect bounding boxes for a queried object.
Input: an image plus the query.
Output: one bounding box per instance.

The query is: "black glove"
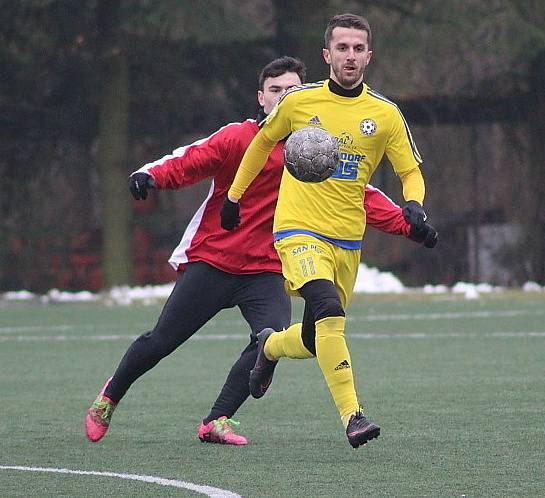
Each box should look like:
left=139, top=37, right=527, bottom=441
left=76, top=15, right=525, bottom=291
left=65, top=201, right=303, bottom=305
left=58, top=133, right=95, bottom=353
left=409, top=221, right=438, bottom=248
left=220, top=197, right=240, bottom=230
left=402, top=200, right=427, bottom=231
left=128, top=172, right=155, bottom=200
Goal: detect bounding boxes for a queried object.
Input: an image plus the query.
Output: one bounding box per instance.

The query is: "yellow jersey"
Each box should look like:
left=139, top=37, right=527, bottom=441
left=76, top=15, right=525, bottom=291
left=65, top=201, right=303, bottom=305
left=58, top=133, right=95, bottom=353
left=229, top=79, right=424, bottom=247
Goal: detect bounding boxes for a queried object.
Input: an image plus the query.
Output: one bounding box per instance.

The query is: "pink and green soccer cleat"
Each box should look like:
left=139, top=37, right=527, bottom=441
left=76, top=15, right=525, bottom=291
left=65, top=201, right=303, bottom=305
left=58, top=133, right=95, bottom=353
left=197, top=416, right=248, bottom=445
left=85, top=377, right=117, bottom=442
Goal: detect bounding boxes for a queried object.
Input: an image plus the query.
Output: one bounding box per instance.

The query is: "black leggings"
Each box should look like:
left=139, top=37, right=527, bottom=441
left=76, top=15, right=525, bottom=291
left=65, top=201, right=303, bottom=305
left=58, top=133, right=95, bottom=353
left=299, top=279, right=345, bottom=356
left=105, top=262, right=291, bottom=420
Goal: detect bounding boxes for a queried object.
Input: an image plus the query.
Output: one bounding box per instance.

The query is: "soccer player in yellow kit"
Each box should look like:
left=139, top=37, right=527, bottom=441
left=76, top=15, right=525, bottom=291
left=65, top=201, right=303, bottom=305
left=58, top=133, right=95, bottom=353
left=221, top=13, right=430, bottom=448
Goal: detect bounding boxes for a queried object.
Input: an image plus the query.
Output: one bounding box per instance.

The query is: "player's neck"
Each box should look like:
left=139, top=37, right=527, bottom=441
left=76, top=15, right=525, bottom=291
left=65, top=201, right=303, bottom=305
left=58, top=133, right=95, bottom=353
left=256, top=107, right=267, bottom=125
left=328, top=78, right=364, bottom=97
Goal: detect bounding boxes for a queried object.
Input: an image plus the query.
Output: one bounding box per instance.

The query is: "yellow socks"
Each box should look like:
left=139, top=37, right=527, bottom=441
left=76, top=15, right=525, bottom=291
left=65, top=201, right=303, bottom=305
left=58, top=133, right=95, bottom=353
left=341, top=411, right=359, bottom=429
left=264, top=323, right=314, bottom=360
left=263, top=316, right=361, bottom=424
left=315, top=316, right=360, bottom=420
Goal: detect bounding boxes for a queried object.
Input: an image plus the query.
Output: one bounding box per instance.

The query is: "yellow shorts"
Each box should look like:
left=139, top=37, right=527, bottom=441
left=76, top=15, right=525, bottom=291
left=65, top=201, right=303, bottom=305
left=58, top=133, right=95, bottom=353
left=274, top=234, right=361, bottom=309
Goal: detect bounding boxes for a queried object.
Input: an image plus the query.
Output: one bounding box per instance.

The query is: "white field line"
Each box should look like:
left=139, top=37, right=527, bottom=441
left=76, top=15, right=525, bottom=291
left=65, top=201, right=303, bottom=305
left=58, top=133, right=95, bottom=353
left=0, top=331, right=544, bottom=343
left=1, top=308, right=543, bottom=336
left=347, top=308, right=545, bottom=322
left=0, top=465, right=242, bottom=498
left=0, top=324, right=101, bottom=334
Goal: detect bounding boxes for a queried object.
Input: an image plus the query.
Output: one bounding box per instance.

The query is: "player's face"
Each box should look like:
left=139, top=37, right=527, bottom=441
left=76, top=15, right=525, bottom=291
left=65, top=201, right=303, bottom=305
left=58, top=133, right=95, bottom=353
left=323, top=27, right=372, bottom=89
left=258, top=72, right=302, bottom=114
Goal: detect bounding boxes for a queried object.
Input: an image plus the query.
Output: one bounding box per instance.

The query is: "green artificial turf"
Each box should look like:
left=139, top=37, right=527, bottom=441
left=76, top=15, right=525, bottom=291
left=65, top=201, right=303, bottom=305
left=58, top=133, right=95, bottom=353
left=1, top=292, right=544, bottom=497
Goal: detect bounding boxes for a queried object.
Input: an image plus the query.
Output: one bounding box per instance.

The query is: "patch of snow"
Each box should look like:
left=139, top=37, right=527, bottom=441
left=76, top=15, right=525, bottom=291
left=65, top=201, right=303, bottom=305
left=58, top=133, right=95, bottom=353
left=1, top=268, right=542, bottom=304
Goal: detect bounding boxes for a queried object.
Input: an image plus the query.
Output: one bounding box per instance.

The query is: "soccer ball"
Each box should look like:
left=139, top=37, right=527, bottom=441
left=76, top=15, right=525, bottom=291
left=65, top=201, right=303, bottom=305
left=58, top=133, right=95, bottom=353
left=283, top=127, right=339, bottom=183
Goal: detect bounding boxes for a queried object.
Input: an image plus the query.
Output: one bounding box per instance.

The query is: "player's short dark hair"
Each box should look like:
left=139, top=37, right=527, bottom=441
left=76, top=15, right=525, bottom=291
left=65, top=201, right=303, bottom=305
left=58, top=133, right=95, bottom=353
left=258, top=56, right=307, bottom=90
left=324, top=13, right=372, bottom=48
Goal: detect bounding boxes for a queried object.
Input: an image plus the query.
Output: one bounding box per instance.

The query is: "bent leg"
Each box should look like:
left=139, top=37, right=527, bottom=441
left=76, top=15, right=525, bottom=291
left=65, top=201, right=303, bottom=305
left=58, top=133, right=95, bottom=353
left=105, top=262, right=231, bottom=403
left=204, top=273, right=290, bottom=422
left=265, top=299, right=317, bottom=359
left=299, top=279, right=359, bottom=422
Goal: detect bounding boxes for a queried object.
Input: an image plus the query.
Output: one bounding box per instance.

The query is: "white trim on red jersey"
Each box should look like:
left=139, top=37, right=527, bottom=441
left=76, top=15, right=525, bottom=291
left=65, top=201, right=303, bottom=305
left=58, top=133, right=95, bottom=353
left=135, top=122, right=246, bottom=174
left=168, top=180, right=216, bottom=270
left=366, top=183, right=401, bottom=208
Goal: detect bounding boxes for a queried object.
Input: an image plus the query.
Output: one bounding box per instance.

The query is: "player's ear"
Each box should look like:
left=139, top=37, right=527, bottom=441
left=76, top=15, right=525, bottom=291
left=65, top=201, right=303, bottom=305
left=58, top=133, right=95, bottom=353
left=257, top=90, right=265, bottom=107
left=322, top=48, right=331, bottom=64
left=366, top=50, right=373, bottom=66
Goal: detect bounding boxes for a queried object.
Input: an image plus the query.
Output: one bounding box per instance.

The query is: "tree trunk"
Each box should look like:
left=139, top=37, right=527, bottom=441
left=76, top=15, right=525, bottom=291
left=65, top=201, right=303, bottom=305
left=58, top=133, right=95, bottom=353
left=96, top=0, right=132, bottom=288
left=525, top=52, right=545, bottom=283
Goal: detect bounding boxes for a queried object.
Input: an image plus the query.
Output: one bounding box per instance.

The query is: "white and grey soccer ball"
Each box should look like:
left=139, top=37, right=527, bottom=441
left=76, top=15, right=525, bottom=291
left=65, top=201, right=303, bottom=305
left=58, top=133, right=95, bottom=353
left=284, top=127, right=339, bottom=183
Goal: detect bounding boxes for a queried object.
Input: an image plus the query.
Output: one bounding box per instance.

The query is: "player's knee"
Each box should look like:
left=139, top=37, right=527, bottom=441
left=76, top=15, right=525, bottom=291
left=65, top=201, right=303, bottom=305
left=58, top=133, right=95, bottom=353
left=313, top=296, right=345, bottom=321
left=136, top=329, right=178, bottom=356
left=299, top=279, right=344, bottom=321
left=134, top=330, right=154, bottom=344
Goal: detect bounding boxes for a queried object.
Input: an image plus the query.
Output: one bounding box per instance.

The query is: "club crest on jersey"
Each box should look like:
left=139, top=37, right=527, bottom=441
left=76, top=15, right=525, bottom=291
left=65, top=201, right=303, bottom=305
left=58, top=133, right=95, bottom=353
left=360, top=118, right=377, bottom=136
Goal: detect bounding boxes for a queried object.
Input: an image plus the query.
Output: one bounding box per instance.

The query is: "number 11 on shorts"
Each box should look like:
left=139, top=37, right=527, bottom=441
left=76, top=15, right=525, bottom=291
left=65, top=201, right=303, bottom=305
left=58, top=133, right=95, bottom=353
left=299, top=256, right=316, bottom=277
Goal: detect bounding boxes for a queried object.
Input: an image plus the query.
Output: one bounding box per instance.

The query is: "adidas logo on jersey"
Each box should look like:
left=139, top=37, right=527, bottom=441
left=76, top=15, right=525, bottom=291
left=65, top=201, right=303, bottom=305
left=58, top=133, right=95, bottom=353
left=334, top=359, right=351, bottom=370
left=308, top=116, right=322, bottom=126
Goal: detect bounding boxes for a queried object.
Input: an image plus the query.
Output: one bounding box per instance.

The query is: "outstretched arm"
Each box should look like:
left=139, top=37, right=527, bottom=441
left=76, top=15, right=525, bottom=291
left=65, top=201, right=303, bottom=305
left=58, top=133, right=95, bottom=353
left=385, top=107, right=427, bottom=230
left=364, top=185, right=409, bottom=236
left=220, top=129, right=278, bottom=230
left=222, top=92, right=294, bottom=230
left=364, top=184, right=438, bottom=248
left=227, top=129, right=277, bottom=201
left=134, top=128, right=230, bottom=189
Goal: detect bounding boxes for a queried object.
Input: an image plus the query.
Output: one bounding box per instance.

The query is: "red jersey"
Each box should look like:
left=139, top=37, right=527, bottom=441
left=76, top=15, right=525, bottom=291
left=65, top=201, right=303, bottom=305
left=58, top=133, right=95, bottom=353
left=137, top=119, right=410, bottom=274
